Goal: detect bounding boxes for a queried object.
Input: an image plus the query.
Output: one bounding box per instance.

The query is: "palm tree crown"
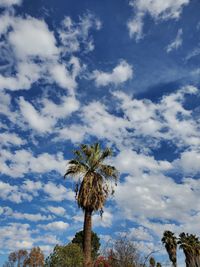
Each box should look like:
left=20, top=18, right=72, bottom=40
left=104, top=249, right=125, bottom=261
left=65, top=143, right=118, bottom=212
left=178, top=232, right=200, bottom=267
left=162, top=230, right=177, bottom=267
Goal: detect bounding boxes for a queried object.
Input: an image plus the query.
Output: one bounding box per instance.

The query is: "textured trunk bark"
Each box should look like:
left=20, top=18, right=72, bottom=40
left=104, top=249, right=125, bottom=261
left=83, top=209, right=92, bottom=267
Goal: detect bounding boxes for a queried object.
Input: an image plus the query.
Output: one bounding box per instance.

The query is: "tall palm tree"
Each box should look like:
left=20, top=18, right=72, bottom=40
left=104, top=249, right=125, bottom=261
left=178, top=232, right=200, bottom=267
left=161, top=231, right=177, bottom=267
left=64, top=143, right=119, bottom=267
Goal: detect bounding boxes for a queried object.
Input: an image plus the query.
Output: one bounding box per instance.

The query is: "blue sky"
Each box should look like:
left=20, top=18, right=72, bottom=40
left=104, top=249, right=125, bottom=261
left=0, top=0, right=200, bottom=265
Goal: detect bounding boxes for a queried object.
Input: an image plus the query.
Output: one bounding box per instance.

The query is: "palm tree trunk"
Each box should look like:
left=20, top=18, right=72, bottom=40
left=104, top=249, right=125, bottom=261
left=83, top=208, right=92, bottom=267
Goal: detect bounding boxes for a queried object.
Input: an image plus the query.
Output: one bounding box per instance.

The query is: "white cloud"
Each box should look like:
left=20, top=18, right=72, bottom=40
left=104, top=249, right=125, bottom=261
left=18, top=94, right=80, bottom=133
left=46, top=206, right=66, bottom=217
left=186, top=46, right=200, bottom=61
left=40, top=221, right=69, bottom=231
left=92, top=60, right=133, bottom=87
left=166, top=29, right=183, bottom=53
left=0, top=223, right=33, bottom=251
left=0, top=181, right=32, bottom=203
left=114, top=149, right=172, bottom=176
left=0, top=179, right=74, bottom=205
left=59, top=13, right=101, bottom=54
left=22, top=180, right=43, bottom=197
left=0, top=132, right=25, bottom=147
left=0, top=0, right=22, bottom=7
left=0, top=149, right=66, bottom=177
left=50, top=63, right=77, bottom=91
left=58, top=124, right=86, bottom=143
left=41, top=94, right=80, bottom=120
left=18, top=97, right=55, bottom=133
left=127, top=12, right=144, bottom=41
left=8, top=16, right=58, bottom=60
left=114, top=169, right=200, bottom=239
left=72, top=86, right=199, bottom=153
left=0, top=13, right=82, bottom=92
left=129, top=226, right=153, bottom=241
left=93, top=210, right=113, bottom=228
left=0, top=207, right=54, bottom=222
left=53, top=85, right=199, bottom=153
left=174, top=150, right=200, bottom=175
left=128, top=0, right=189, bottom=40
left=13, top=212, right=53, bottom=222
left=43, top=182, right=74, bottom=202
left=0, top=223, right=59, bottom=253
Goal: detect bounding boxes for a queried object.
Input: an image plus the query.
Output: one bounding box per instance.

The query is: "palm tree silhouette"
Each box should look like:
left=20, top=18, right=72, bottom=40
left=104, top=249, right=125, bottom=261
left=162, top=230, right=177, bottom=267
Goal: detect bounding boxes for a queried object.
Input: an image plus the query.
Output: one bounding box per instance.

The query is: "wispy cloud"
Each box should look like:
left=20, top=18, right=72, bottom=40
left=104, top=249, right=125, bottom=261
left=91, top=60, right=133, bottom=87
left=128, top=0, right=189, bottom=40
left=166, top=29, right=183, bottom=53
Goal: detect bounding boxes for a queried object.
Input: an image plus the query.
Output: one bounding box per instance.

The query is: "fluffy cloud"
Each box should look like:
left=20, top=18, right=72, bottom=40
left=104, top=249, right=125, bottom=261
left=93, top=210, right=113, bottom=228
left=70, top=86, right=199, bottom=152
left=8, top=16, right=58, bottom=59
left=43, top=182, right=75, bottom=202
left=174, top=150, right=200, bottom=175
left=0, top=223, right=60, bottom=252
left=114, top=149, right=172, bottom=176
left=0, top=207, right=53, bottom=221
left=0, top=13, right=86, bottom=92
left=0, top=149, right=66, bottom=177
left=21, top=180, right=43, bottom=197
left=0, top=179, right=74, bottom=205
left=39, top=221, right=69, bottom=231
left=0, top=223, right=33, bottom=251
left=46, top=206, right=66, bottom=216
left=166, top=29, right=183, bottom=53
left=18, top=97, right=55, bottom=133
left=0, top=181, right=32, bottom=203
left=0, top=132, right=25, bottom=147
left=18, top=94, right=80, bottom=133
left=92, top=60, right=133, bottom=87
left=128, top=0, right=189, bottom=40
left=115, top=172, right=200, bottom=234
left=129, top=226, right=153, bottom=241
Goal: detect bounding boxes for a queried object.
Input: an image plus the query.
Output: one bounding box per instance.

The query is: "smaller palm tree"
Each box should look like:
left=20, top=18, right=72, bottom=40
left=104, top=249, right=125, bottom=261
left=161, top=231, right=177, bottom=267
left=178, top=232, right=200, bottom=267
left=149, top=257, right=156, bottom=267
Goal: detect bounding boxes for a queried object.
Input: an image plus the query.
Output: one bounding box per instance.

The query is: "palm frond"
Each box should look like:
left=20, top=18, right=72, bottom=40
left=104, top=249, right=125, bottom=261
left=99, top=164, right=119, bottom=181
left=64, top=162, right=88, bottom=178
left=100, top=147, right=112, bottom=161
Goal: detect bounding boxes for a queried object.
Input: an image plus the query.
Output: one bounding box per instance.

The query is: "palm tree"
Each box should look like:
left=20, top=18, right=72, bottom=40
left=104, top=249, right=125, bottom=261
left=149, top=257, right=156, bottom=267
left=178, top=232, right=200, bottom=267
left=64, top=143, right=119, bottom=267
left=161, top=231, right=177, bottom=267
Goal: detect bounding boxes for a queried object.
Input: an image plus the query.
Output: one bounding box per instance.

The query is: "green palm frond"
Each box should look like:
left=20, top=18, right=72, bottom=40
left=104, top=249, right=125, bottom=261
left=64, top=161, right=88, bottom=178
left=99, top=164, right=119, bottom=181
left=100, top=147, right=112, bottom=161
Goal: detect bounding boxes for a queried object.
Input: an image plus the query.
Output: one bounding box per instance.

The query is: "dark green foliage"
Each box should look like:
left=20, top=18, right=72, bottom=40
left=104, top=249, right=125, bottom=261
left=149, top=256, right=156, bottom=267
left=161, top=230, right=177, bottom=267
left=178, top=232, right=200, bottom=267
left=72, top=230, right=100, bottom=259
left=45, top=243, right=83, bottom=267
